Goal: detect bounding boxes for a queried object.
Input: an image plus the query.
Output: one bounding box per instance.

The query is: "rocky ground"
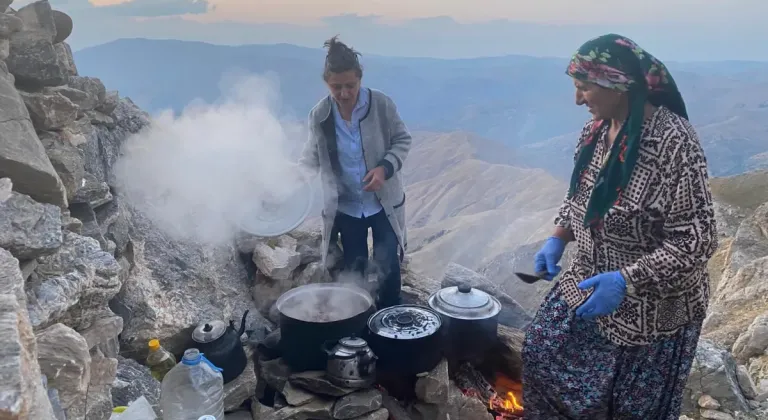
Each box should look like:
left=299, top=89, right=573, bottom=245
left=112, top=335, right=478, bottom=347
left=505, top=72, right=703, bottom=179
left=1, top=1, right=768, bottom=420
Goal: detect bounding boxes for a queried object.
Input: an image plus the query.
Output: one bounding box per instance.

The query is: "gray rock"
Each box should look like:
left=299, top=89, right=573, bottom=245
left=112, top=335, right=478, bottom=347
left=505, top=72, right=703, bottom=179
left=26, top=230, right=122, bottom=330
left=684, top=339, right=751, bottom=415
left=19, top=89, right=79, bottom=130
left=68, top=76, right=106, bottom=109
left=700, top=410, right=735, bottom=420
left=415, top=358, right=449, bottom=404
left=726, top=202, right=768, bottom=277
left=51, top=9, right=72, bottom=44
left=699, top=394, right=722, bottom=410
left=281, top=381, right=315, bottom=406
left=0, top=189, right=62, bottom=259
left=252, top=402, right=276, bottom=419
left=77, top=311, right=123, bottom=358
left=72, top=172, right=112, bottom=208
left=44, top=85, right=96, bottom=112
left=265, top=398, right=334, bottom=420
left=259, top=358, right=291, bottom=392
left=69, top=202, right=108, bottom=250
left=7, top=33, right=67, bottom=87
left=0, top=12, right=22, bottom=38
left=253, top=242, right=301, bottom=281
left=737, top=365, right=759, bottom=400
left=38, top=130, right=85, bottom=201
left=0, top=248, right=56, bottom=420
left=111, top=356, right=161, bottom=416
left=36, top=323, right=91, bottom=420
left=441, top=263, right=533, bottom=329
left=13, top=0, right=56, bottom=42
left=733, top=312, right=768, bottom=363
left=0, top=38, right=8, bottom=60
left=223, top=347, right=258, bottom=412
left=96, top=90, right=119, bottom=115
left=85, top=348, right=117, bottom=420
left=0, top=65, right=68, bottom=207
left=332, top=389, right=383, bottom=419
left=288, top=370, right=357, bottom=397
left=53, top=41, right=77, bottom=77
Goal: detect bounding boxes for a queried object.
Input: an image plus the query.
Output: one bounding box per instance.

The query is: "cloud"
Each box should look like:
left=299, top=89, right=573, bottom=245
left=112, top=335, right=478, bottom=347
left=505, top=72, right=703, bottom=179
left=91, top=0, right=210, bottom=17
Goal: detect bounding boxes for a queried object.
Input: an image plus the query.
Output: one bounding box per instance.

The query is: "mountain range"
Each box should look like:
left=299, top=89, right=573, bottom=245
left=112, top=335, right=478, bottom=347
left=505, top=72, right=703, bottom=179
left=74, top=38, right=768, bottom=178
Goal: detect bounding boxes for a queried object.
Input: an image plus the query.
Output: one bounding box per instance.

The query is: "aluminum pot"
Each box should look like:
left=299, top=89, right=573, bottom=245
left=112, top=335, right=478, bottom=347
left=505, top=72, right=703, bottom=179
left=276, top=283, right=375, bottom=372
left=428, top=283, right=501, bottom=363
left=366, top=304, right=443, bottom=376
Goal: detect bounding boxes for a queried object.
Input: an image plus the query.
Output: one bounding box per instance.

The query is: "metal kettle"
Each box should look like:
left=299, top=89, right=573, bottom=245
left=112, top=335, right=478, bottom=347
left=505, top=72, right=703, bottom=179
left=322, top=336, right=377, bottom=388
left=191, top=310, right=249, bottom=384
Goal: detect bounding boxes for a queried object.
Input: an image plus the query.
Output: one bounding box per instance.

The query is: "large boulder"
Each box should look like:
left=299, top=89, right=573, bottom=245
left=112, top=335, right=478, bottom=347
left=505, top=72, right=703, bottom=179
left=0, top=63, right=67, bottom=207
left=0, top=247, right=56, bottom=419
left=111, top=207, right=257, bottom=358
left=25, top=230, right=122, bottom=331
left=0, top=183, right=62, bottom=260
left=35, top=323, right=91, bottom=420
left=6, top=1, right=69, bottom=87
left=683, top=339, right=751, bottom=415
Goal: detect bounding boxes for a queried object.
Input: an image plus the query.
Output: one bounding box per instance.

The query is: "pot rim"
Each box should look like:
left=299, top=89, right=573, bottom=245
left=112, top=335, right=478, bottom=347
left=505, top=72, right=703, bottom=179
left=276, top=282, right=374, bottom=323
left=427, top=285, right=502, bottom=320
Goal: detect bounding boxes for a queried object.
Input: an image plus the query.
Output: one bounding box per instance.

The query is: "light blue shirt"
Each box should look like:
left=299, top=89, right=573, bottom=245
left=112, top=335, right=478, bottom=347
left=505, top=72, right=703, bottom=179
left=332, top=87, right=383, bottom=218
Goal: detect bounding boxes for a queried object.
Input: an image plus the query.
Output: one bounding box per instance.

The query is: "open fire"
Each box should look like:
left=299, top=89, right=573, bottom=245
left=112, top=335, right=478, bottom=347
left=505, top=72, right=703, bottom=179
left=455, top=363, right=524, bottom=419
left=488, top=372, right=523, bottom=419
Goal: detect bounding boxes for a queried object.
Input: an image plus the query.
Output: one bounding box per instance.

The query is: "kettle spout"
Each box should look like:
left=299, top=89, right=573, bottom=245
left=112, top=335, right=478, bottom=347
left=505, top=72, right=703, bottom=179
left=237, top=310, right=250, bottom=336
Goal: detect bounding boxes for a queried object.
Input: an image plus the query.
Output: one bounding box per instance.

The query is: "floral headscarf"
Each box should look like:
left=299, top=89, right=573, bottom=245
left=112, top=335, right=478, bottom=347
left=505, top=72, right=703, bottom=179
left=566, top=34, right=688, bottom=227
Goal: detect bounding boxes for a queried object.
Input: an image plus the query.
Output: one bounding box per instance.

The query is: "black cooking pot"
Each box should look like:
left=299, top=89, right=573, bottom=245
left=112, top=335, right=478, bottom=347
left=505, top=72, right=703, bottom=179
left=191, top=310, right=249, bottom=384
left=366, top=304, right=443, bottom=376
left=428, top=283, right=501, bottom=363
left=276, top=283, right=375, bottom=372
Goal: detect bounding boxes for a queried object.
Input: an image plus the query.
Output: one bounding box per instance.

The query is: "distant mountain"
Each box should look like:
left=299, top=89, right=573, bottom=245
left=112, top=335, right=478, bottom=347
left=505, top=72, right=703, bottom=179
left=74, top=38, right=768, bottom=178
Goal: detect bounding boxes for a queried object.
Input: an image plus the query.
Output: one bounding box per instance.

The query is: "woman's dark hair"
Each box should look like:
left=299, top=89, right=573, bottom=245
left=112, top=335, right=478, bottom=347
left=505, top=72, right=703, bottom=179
left=323, top=36, right=363, bottom=81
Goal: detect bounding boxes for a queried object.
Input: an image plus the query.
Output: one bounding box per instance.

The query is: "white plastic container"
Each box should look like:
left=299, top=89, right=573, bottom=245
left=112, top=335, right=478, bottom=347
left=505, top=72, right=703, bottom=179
left=160, top=348, right=225, bottom=420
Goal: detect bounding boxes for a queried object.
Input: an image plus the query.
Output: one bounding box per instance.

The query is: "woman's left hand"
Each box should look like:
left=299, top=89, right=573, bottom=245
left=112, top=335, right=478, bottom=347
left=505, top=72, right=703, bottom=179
left=575, top=271, right=627, bottom=319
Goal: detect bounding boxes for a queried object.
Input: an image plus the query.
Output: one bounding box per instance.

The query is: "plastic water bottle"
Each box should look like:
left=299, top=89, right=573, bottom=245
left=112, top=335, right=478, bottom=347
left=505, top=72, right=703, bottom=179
left=160, top=348, right=225, bottom=420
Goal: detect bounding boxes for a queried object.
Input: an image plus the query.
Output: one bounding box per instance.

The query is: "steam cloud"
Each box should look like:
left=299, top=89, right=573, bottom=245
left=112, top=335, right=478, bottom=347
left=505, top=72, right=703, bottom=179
left=113, top=72, right=314, bottom=245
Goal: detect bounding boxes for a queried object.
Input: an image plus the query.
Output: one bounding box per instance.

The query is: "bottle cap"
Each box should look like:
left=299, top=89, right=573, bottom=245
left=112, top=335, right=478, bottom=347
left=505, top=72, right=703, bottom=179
left=148, top=339, right=160, bottom=351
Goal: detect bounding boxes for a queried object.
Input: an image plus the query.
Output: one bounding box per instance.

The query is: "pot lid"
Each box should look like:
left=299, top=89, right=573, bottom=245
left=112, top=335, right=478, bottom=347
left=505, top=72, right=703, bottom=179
left=428, top=283, right=501, bottom=320
left=339, top=336, right=367, bottom=348
left=192, top=320, right=228, bottom=343
left=234, top=172, right=314, bottom=237
left=367, top=304, right=441, bottom=339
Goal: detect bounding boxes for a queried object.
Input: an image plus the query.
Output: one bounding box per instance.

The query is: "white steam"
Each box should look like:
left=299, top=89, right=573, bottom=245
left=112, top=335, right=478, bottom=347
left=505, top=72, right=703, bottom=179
left=113, top=72, right=314, bottom=245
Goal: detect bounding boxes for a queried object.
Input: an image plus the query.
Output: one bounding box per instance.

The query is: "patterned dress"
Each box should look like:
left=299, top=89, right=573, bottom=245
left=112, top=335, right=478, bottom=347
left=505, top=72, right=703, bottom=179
left=522, top=107, right=717, bottom=419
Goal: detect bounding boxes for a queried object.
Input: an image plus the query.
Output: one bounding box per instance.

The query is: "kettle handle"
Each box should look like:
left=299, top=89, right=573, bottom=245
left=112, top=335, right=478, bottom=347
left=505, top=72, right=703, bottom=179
left=236, top=310, right=249, bottom=336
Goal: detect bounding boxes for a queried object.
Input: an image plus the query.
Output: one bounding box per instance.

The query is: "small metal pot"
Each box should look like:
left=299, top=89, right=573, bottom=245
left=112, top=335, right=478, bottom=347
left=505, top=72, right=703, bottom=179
left=366, top=304, right=443, bottom=376
left=428, top=283, right=501, bottom=363
left=323, top=336, right=377, bottom=389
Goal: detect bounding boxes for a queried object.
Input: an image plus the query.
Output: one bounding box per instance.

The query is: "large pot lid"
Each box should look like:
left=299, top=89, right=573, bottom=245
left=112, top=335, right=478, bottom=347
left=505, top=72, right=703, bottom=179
left=367, top=304, right=442, bottom=339
left=192, top=320, right=228, bottom=343
left=234, top=171, right=314, bottom=237
left=428, top=284, right=501, bottom=320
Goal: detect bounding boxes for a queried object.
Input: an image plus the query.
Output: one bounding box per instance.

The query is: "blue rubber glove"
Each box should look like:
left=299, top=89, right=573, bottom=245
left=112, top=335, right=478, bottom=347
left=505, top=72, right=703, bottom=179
left=533, top=236, right=566, bottom=280
left=575, top=271, right=627, bottom=319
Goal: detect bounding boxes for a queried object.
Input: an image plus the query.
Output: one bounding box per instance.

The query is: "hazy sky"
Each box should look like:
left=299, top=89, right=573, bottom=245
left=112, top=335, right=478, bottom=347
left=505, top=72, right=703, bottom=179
left=19, top=0, right=768, bottom=60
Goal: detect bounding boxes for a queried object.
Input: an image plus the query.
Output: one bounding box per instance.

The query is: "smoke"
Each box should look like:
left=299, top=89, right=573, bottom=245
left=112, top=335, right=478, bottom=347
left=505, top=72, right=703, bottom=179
left=113, top=71, right=315, bottom=245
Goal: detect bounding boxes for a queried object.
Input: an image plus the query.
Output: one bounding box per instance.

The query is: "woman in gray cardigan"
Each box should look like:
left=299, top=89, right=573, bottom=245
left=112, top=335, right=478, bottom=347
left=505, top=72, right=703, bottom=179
left=299, top=36, right=412, bottom=308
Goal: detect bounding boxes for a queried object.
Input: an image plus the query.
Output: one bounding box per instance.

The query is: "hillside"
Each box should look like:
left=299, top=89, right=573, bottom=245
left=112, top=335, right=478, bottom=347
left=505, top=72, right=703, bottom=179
left=401, top=131, right=565, bottom=282
left=73, top=38, right=768, bottom=178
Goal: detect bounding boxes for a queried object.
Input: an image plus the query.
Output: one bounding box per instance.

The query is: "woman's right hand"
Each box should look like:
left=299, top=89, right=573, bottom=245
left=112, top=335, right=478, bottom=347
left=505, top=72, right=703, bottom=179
left=534, top=236, right=566, bottom=280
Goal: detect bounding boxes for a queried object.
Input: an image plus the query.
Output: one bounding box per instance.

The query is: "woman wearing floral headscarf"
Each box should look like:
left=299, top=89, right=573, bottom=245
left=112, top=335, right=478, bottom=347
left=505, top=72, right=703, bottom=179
left=522, top=34, right=718, bottom=419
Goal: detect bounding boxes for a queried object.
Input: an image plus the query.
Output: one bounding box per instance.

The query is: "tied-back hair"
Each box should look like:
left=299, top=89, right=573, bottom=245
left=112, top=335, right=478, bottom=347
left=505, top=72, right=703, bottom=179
left=323, top=35, right=363, bottom=80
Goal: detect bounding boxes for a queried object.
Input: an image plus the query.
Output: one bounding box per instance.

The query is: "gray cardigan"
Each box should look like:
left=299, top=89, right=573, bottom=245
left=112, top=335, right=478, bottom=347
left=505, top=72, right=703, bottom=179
left=299, top=89, right=412, bottom=261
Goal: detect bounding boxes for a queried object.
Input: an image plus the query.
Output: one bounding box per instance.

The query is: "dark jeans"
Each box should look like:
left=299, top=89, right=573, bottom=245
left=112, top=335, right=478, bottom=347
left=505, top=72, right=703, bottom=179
left=334, top=210, right=402, bottom=309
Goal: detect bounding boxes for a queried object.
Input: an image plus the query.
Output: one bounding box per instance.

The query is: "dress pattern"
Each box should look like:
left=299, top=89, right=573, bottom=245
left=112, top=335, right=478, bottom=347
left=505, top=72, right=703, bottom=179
left=554, top=106, right=718, bottom=346
left=522, top=288, right=701, bottom=420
